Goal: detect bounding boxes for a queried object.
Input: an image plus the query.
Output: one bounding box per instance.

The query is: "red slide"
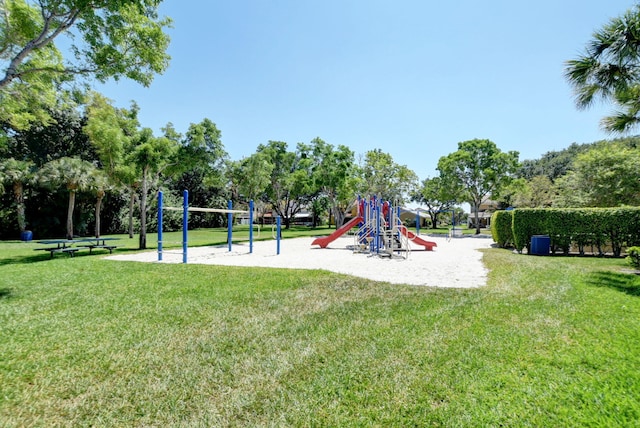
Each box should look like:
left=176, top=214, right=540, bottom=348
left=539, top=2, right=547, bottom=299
left=399, top=227, right=437, bottom=251
left=312, top=216, right=364, bottom=248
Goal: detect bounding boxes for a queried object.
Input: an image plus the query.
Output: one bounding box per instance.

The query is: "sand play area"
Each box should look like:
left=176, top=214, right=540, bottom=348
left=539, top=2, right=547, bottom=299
left=107, top=234, right=495, bottom=288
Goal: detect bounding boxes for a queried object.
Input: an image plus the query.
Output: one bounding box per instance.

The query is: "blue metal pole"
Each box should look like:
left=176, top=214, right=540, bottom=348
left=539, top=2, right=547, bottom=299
left=228, top=200, right=233, bottom=252
left=158, top=191, right=163, bottom=261
left=369, top=198, right=374, bottom=252
left=375, top=201, right=380, bottom=254
left=276, top=216, right=281, bottom=255
left=183, top=190, right=188, bottom=264
left=396, top=205, right=401, bottom=254
left=249, top=200, right=254, bottom=254
left=416, top=209, right=420, bottom=236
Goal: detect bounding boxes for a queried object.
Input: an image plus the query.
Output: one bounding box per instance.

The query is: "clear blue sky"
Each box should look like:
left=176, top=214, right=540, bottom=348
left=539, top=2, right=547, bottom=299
left=96, top=0, right=638, bottom=180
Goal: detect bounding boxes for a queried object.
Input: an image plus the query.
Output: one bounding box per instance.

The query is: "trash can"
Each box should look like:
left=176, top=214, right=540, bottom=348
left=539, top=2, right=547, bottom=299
left=20, top=230, right=33, bottom=241
left=530, top=235, right=550, bottom=255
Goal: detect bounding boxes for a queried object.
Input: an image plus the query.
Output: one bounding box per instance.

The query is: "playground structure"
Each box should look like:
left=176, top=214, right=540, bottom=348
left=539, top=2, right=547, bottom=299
left=312, top=197, right=437, bottom=258
left=157, top=190, right=281, bottom=263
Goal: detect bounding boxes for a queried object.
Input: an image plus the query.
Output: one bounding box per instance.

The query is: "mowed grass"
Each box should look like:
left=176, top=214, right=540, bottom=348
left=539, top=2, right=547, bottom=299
left=1, top=234, right=640, bottom=426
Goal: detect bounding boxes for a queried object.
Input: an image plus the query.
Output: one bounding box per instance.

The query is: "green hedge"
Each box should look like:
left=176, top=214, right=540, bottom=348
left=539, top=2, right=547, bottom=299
left=491, top=210, right=514, bottom=248
left=627, top=246, right=640, bottom=269
left=509, top=207, right=640, bottom=256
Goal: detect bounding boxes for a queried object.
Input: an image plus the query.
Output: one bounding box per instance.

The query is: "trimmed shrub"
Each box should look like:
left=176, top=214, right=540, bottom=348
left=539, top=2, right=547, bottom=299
left=491, top=210, right=513, bottom=248
left=627, top=246, right=640, bottom=269
left=512, top=209, right=545, bottom=252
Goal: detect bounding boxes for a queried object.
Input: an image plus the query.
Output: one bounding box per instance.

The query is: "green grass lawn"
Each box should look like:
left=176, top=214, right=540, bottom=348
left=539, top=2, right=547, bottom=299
left=1, top=232, right=639, bottom=426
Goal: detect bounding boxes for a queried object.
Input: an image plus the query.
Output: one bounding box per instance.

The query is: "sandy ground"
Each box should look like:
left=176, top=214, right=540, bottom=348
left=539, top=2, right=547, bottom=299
left=106, top=234, right=495, bottom=288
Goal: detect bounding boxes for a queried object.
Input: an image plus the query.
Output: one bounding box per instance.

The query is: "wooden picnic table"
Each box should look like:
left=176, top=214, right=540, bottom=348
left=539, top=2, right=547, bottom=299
left=34, top=237, right=120, bottom=258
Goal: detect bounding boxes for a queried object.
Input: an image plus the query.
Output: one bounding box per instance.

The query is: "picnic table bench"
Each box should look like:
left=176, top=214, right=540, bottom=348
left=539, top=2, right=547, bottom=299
left=76, top=238, right=119, bottom=254
left=34, top=238, right=120, bottom=258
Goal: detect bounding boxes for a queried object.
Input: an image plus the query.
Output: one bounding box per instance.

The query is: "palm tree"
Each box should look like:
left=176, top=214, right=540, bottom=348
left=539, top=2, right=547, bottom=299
left=89, top=169, right=112, bottom=238
left=565, top=5, right=640, bottom=132
left=0, top=158, right=35, bottom=233
left=38, top=157, right=96, bottom=239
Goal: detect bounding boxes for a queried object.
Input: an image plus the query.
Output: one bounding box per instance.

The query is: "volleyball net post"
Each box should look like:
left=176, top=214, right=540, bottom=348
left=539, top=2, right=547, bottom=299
left=249, top=200, right=254, bottom=254
left=158, top=190, right=255, bottom=263
left=183, top=189, right=188, bottom=263
left=158, top=191, right=163, bottom=261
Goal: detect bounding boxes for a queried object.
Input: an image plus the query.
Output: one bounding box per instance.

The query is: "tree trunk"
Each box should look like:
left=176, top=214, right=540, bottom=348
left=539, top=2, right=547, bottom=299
left=66, top=191, right=76, bottom=239
left=13, top=182, right=26, bottom=232
left=328, top=208, right=334, bottom=229
left=430, top=212, right=438, bottom=229
left=95, top=192, right=104, bottom=238
left=473, top=202, right=481, bottom=234
left=128, top=186, right=135, bottom=238
left=333, top=206, right=346, bottom=229
left=138, top=170, right=148, bottom=249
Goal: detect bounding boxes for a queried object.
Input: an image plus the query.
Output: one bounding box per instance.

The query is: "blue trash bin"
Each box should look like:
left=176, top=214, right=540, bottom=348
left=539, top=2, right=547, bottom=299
left=530, top=235, right=550, bottom=255
left=20, top=230, right=33, bottom=241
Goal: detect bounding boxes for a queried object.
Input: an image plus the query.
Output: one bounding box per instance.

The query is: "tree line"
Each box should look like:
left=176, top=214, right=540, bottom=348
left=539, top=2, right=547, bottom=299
left=3, top=96, right=639, bottom=247
left=0, top=95, right=433, bottom=246
left=1, top=1, right=639, bottom=246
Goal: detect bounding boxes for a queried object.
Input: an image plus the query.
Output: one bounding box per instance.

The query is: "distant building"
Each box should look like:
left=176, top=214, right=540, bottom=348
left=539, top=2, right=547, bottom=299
left=468, top=198, right=498, bottom=229
left=398, top=208, right=431, bottom=227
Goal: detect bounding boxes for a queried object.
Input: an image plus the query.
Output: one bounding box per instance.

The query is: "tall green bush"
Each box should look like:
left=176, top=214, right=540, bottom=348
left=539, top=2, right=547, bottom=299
left=512, top=209, right=545, bottom=252
left=491, top=210, right=513, bottom=248
left=627, top=246, right=640, bottom=269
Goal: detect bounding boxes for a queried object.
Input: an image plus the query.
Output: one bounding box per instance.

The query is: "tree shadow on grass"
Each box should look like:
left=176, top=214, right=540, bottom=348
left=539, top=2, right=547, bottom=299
left=0, top=287, right=14, bottom=299
left=0, top=253, right=51, bottom=266
left=0, top=247, right=144, bottom=266
left=587, top=271, right=640, bottom=297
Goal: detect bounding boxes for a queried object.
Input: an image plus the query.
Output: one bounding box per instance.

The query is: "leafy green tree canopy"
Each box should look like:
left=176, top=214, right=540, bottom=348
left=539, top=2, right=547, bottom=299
left=553, top=143, right=640, bottom=207
left=0, top=0, right=171, bottom=127
left=128, top=127, right=178, bottom=249
left=257, top=140, right=314, bottom=229
left=4, top=104, right=97, bottom=166
left=229, top=152, right=273, bottom=203
left=411, top=176, right=458, bottom=229
left=309, top=138, right=355, bottom=228
left=358, top=149, right=418, bottom=203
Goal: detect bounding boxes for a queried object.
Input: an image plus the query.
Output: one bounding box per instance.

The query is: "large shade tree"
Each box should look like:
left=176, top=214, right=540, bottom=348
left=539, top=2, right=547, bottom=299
left=437, top=139, right=519, bottom=234
left=357, top=149, right=418, bottom=203
left=0, top=0, right=171, bottom=128
left=128, top=128, right=177, bottom=249
left=411, top=176, right=458, bottom=229
left=565, top=4, right=640, bottom=132
left=309, top=138, right=355, bottom=228
left=168, top=119, right=228, bottom=225
left=226, top=153, right=273, bottom=227
left=257, top=141, right=314, bottom=229
left=84, top=93, right=143, bottom=237
left=228, top=152, right=273, bottom=202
